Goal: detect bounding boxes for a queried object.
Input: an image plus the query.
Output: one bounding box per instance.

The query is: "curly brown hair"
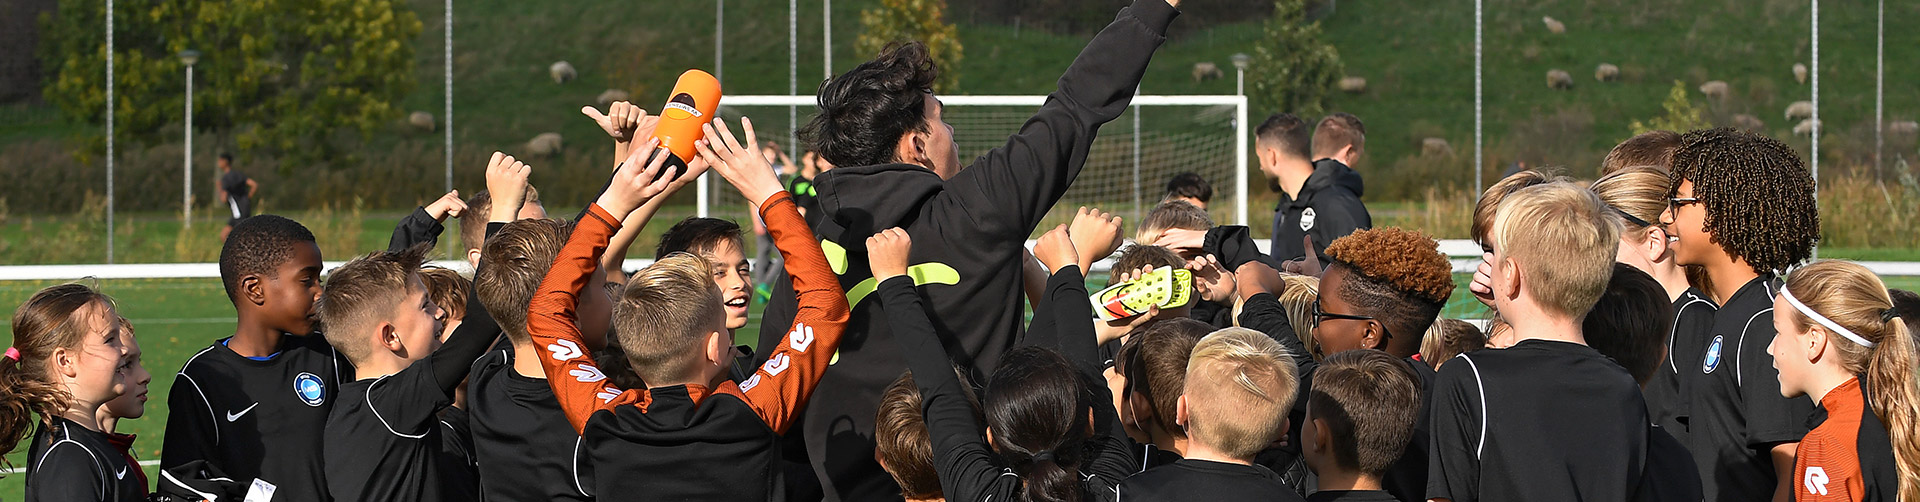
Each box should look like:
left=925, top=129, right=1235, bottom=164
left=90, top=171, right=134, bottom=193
left=1324, top=228, right=1456, bottom=352
left=1668, top=128, right=1819, bottom=275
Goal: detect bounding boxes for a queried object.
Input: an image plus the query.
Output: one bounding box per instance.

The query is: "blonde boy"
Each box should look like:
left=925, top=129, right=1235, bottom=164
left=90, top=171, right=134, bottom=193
left=1117, top=328, right=1304, bottom=501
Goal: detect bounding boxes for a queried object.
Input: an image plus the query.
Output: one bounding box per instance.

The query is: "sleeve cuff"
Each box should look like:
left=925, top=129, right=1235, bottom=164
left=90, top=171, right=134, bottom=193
left=1130, top=0, right=1179, bottom=35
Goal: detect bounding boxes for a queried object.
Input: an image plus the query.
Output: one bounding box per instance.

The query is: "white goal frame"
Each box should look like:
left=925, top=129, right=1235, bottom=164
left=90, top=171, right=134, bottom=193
left=710, top=94, right=1252, bottom=228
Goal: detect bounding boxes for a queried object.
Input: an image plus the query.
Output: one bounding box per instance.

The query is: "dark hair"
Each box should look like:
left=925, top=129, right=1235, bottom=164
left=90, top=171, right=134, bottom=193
left=219, top=215, right=318, bottom=303
left=1116, top=318, right=1212, bottom=439
left=655, top=217, right=746, bottom=260
left=985, top=346, right=1092, bottom=502
left=1106, top=245, right=1186, bottom=288
left=1, top=284, right=117, bottom=458
left=1163, top=173, right=1213, bottom=204
left=1256, top=113, right=1311, bottom=160
left=1311, top=113, right=1366, bottom=159
left=1889, top=289, right=1920, bottom=353
left=218, top=152, right=233, bottom=163
left=475, top=219, right=573, bottom=344
left=800, top=42, right=939, bottom=168
left=1307, top=349, right=1420, bottom=476
left=1600, top=130, right=1681, bottom=176
left=1668, top=128, right=1819, bottom=275
left=417, top=267, right=470, bottom=322
left=1582, top=263, right=1674, bottom=385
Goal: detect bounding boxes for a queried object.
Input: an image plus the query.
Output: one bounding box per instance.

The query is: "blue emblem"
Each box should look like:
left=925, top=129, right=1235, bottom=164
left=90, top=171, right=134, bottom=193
left=1702, top=335, right=1725, bottom=374
left=294, top=372, right=326, bottom=407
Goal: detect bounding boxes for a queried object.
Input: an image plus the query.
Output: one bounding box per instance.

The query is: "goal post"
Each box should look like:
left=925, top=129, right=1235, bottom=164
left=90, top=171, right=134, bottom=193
left=709, top=94, right=1251, bottom=232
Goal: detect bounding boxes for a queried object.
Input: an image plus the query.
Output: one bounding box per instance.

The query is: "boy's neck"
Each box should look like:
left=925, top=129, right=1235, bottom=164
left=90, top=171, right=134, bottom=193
left=1149, top=428, right=1188, bottom=457
left=228, top=315, right=285, bottom=358
left=352, top=356, right=408, bottom=381
left=1181, top=439, right=1252, bottom=467
left=1703, top=257, right=1762, bottom=304
left=511, top=339, right=547, bottom=379
left=1312, top=468, right=1384, bottom=492
left=1504, top=301, right=1587, bottom=346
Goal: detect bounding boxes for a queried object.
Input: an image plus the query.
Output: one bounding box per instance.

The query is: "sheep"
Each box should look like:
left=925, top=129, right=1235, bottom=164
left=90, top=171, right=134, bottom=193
left=1542, top=16, right=1566, bottom=34
left=597, top=89, right=631, bottom=107
left=527, top=132, right=564, bottom=157
left=1699, top=81, right=1728, bottom=101
left=1793, top=63, right=1808, bottom=84
left=1192, top=62, right=1224, bottom=83
left=407, top=111, right=435, bottom=132
left=1731, top=114, right=1765, bottom=132
left=1889, top=121, right=1919, bottom=136
left=550, top=61, right=577, bottom=84
left=1546, top=69, right=1573, bottom=90
left=1786, top=101, right=1814, bottom=121
left=1421, top=137, right=1454, bottom=157
left=1792, top=118, right=1820, bottom=137
left=1338, top=76, right=1368, bottom=93
left=1594, top=63, right=1619, bottom=82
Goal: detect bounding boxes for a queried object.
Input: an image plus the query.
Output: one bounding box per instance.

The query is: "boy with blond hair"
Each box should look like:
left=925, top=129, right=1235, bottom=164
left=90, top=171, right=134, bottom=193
left=1118, top=328, right=1305, bottom=501
left=1427, top=182, right=1648, bottom=502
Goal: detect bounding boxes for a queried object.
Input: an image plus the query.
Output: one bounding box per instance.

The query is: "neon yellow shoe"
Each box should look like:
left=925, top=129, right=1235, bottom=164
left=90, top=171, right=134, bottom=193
left=1090, top=267, right=1193, bottom=321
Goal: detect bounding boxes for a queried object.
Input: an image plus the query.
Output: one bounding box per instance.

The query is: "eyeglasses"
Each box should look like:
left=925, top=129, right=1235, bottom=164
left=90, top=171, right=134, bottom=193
left=1668, top=197, right=1701, bottom=210
left=1311, top=299, right=1394, bottom=344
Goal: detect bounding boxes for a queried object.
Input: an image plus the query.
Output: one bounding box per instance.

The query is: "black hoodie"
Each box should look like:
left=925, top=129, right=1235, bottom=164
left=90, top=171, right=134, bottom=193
left=754, top=1, right=1178, bottom=499
left=1270, top=158, right=1370, bottom=262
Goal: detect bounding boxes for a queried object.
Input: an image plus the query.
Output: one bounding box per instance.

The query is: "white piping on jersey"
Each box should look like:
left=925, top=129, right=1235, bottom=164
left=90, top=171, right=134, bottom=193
left=367, top=375, right=429, bottom=439
left=162, top=467, right=221, bottom=501
left=572, top=435, right=591, bottom=497
left=1457, top=354, right=1489, bottom=459
left=36, top=437, right=109, bottom=495
left=177, top=343, right=224, bottom=445
left=1735, top=306, right=1775, bottom=387
left=1670, top=294, right=1715, bottom=373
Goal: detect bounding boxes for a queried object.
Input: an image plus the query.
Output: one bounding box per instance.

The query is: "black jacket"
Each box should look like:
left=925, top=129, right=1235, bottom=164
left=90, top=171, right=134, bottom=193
left=753, top=1, right=1178, bottom=499
left=1271, top=159, right=1369, bottom=262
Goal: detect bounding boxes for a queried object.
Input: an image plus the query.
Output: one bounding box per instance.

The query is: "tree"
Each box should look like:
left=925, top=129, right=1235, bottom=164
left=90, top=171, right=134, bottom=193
left=857, top=0, right=963, bottom=93
left=1629, top=80, right=1712, bottom=137
left=1248, top=0, right=1342, bottom=118
left=39, top=0, right=422, bottom=166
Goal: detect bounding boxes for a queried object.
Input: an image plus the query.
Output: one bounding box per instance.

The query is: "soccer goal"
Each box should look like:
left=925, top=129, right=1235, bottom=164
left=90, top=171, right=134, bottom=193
left=705, top=94, right=1251, bottom=235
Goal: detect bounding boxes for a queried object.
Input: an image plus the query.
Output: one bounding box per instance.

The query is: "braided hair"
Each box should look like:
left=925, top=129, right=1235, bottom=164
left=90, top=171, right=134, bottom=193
left=1668, top=128, right=1819, bottom=275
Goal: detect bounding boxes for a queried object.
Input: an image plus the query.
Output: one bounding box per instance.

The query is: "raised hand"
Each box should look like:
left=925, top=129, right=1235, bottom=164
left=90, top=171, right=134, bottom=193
left=1153, top=227, right=1207, bottom=259
left=1470, top=254, right=1496, bottom=307
left=485, top=152, right=532, bottom=223
left=1187, top=253, right=1238, bottom=303
left=867, top=228, right=913, bottom=280
left=594, top=139, right=679, bottom=218
left=582, top=102, right=646, bottom=142
left=694, top=117, right=784, bottom=207
left=424, top=190, right=466, bottom=222
left=1069, top=207, right=1124, bottom=271
left=1032, top=224, right=1078, bottom=273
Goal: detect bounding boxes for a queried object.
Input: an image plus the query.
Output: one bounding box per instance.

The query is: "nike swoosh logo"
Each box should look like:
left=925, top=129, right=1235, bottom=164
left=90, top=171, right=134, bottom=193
left=226, top=402, right=259, bottom=422
left=115, top=466, right=127, bottom=479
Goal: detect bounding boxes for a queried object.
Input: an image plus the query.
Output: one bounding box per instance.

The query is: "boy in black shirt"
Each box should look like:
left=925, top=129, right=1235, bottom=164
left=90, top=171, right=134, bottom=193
left=1581, top=263, right=1704, bottom=502
left=318, top=153, right=520, bottom=501
left=163, top=214, right=342, bottom=501
left=1427, top=182, right=1648, bottom=502
left=1302, top=350, right=1421, bottom=502
left=1659, top=128, right=1820, bottom=502
left=1119, top=328, right=1305, bottom=501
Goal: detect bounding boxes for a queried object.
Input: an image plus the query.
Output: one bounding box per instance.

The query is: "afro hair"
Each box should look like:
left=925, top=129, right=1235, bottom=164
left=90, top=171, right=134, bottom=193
left=1324, top=228, right=1455, bottom=353
left=1668, top=128, right=1819, bottom=275
left=219, top=215, right=317, bottom=303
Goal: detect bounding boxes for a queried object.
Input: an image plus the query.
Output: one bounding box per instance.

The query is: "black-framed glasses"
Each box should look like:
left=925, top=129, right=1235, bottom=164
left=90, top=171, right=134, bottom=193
left=1311, top=299, right=1376, bottom=328
left=1668, top=197, right=1701, bottom=211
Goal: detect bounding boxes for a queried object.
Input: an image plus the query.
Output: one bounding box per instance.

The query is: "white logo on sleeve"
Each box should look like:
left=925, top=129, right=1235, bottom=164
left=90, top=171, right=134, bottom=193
left=569, top=364, right=607, bottom=383
left=790, top=324, right=815, bottom=352
left=740, top=374, right=763, bottom=392
left=597, top=387, right=621, bottom=402
left=1804, top=466, right=1829, bottom=496
left=763, top=353, right=792, bottom=376
left=547, top=339, right=584, bottom=361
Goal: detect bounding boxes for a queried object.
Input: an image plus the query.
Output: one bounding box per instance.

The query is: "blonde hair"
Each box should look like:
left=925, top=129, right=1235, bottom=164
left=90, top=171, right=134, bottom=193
left=319, top=244, right=430, bottom=363
left=1, top=284, right=117, bottom=458
left=1489, top=182, right=1621, bottom=318
left=1275, top=275, right=1320, bottom=358
left=1419, top=318, right=1486, bottom=370
left=1589, top=166, right=1671, bottom=242
left=1781, top=260, right=1920, bottom=499
left=1472, top=170, right=1570, bottom=244
left=1135, top=200, right=1210, bottom=246
left=614, top=253, right=727, bottom=385
left=1184, top=328, right=1300, bottom=459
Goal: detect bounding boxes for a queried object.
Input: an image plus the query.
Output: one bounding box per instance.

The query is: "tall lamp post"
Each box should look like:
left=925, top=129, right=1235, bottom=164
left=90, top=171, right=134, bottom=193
left=179, top=49, right=200, bottom=226
left=1231, top=52, right=1251, bottom=96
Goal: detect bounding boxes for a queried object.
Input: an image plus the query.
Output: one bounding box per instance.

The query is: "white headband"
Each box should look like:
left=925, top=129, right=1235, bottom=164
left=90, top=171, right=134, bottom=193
left=1779, top=286, right=1876, bottom=348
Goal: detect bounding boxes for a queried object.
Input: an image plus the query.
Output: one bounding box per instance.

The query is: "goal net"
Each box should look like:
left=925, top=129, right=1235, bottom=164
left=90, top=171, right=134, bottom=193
left=706, top=95, right=1250, bottom=237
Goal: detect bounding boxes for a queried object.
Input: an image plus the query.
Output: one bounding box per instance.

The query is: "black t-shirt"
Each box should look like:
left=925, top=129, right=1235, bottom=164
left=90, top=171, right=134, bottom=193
left=1118, top=459, right=1308, bottom=502
left=1306, top=490, right=1400, bottom=502
left=435, top=406, right=480, bottom=502
left=162, top=334, right=348, bottom=502
left=220, top=169, right=252, bottom=219
left=1636, top=424, right=1705, bottom=502
left=26, top=417, right=147, bottom=502
left=467, top=346, right=593, bottom=501
left=578, top=386, right=789, bottom=501
left=1426, top=339, right=1649, bottom=502
left=1645, top=288, right=1717, bottom=445
left=325, top=366, right=455, bottom=501
left=1673, top=277, right=1813, bottom=502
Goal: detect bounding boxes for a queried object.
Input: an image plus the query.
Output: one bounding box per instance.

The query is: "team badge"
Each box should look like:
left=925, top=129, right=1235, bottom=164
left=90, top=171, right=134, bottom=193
left=294, top=372, right=326, bottom=407
left=1701, top=335, right=1725, bottom=374
left=1300, top=208, right=1318, bottom=231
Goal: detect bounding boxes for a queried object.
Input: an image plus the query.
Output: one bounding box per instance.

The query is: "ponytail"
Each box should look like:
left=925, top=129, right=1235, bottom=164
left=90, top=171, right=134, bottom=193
left=1, top=283, right=116, bottom=462
left=1782, top=262, right=1920, bottom=499
left=1866, top=318, right=1920, bottom=500
left=984, top=346, right=1091, bottom=502
left=1019, top=449, right=1084, bottom=502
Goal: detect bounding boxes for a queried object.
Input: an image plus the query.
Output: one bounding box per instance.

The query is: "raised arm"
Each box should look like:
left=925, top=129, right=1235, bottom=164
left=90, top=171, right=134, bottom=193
left=944, top=0, right=1177, bottom=237
left=387, top=190, right=465, bottom=252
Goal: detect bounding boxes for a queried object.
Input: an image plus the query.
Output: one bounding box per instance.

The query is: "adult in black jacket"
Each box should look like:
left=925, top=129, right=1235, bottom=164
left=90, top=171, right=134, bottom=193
left=1259, top=113, right=1369, bottom=262
left=755, top=1, right=1181, bottom=499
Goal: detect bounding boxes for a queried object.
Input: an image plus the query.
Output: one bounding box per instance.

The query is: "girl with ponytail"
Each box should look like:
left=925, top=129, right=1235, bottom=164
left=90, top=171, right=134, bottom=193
left=2, top=283, right=145, bottom=501
left=1767, top=261, right=1920, bottom=501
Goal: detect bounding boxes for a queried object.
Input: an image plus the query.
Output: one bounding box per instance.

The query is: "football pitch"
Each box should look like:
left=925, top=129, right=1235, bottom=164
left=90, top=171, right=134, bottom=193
left=4, top=273, right=1915, bottom=495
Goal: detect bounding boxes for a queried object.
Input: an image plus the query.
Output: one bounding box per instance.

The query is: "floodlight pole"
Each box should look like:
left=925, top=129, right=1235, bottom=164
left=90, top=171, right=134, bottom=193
left=106, top=0, right=115, bottom=263
left=1473, top=0, right=1483, bottom=194
left=701, top=0, right=723, bottom=218
left=1811, top=0, right=1820, bottom=260
left=1232, top=53, right=1251, bottom=227
left=181, top=50, right=200, bottom=227
left=824, top=0, right=833, bottom=81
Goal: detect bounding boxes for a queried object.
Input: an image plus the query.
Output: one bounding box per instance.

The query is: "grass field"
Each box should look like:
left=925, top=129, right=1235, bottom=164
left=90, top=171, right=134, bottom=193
left=6, top=270, right=1920, bottom=495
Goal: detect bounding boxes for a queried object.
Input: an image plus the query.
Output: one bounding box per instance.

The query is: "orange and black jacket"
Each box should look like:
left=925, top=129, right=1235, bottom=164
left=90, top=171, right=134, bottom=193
left=528, top=192, right=849, bottom=501
left=1793, top=377, right=1898, bottom=502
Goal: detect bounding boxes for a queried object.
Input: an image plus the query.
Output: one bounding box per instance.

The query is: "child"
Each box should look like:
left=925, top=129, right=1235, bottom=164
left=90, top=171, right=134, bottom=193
left=1599, top=130, right=1681, bottom=176
left=1118, top=328, right=1304, bottom=501
left=1768, top=261, right=1918, bottom=501
left=163, top=214, right=342, bottom=501
left=528, top=118, right=847, bottom=500
left=1417, top=319, right=1484, bottom=371
left=319, top=153, right=525, bottom=501
left=1302, top=350, right=1420, bottom=502
left=1113, top=317, right=1213, bottom=467
left=655, top=217, right=754, bottom=333
left=1427, top=182, right=1648, bottom=502
left=95, top=316, right=152, bottom=497
left=1579, top=264, right=1703, bottom=501
left=874, top=369, right=981, bottom=502
left=1467, top=170, right=1567, bottom=307
left=1661, top=128, right=1820, bottom=501
left=458, top=185, right=546, bottom=268
left=415, top=266, right=480, bottom=501
left=1164, top=172, right=1213, bottom=209
left=3, top=283, right=142, bottom=501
